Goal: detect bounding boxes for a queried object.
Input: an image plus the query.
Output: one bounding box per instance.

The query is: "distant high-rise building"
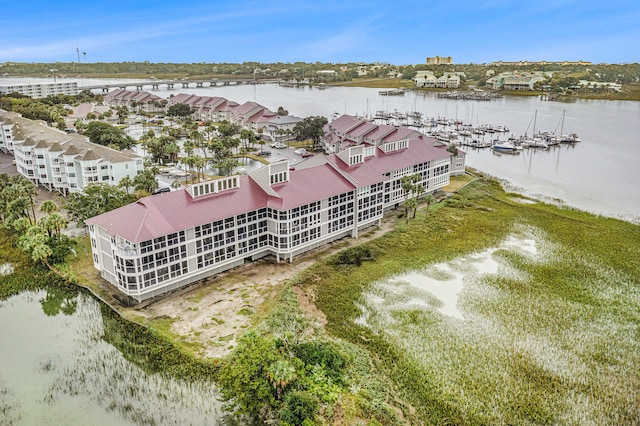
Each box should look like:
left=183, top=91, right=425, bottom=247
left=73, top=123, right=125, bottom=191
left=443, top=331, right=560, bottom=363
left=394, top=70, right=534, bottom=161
left=426, top=56, right=453, bottom=65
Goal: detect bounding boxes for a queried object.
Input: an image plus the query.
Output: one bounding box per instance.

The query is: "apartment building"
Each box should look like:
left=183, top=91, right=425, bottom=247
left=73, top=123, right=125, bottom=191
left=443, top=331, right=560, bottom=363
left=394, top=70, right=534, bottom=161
left=0, top=109, right=143, bottom=195
left=104, top=89, right=166, bottom=113
left=86, top=117, right=457, bottom=302
left=0, top=81, right=79, bottom=98
left=426, top=56, right=453, bottom=65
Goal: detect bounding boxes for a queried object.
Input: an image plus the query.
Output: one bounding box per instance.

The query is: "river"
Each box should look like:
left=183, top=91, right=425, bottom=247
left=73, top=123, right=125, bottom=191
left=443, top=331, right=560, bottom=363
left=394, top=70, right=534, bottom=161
left=3, top=76, right=638, bottom=221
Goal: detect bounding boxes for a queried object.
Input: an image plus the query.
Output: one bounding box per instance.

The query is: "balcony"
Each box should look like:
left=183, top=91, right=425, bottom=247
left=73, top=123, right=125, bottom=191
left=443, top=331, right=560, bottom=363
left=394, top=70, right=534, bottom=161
left=115, top=246, right=140, bottom=259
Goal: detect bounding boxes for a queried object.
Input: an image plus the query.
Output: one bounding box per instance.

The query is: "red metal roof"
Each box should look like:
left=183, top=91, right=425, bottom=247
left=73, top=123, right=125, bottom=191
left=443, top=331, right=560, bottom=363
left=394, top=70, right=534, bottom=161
left=86, top=163, right=356, bottom=242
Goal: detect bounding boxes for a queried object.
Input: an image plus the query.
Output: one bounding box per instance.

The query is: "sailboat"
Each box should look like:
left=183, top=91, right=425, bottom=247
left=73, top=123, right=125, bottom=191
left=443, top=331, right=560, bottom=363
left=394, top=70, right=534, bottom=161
left=519, top=110, right=548, bottom=149
left=558, top=110, right=582, bottom=143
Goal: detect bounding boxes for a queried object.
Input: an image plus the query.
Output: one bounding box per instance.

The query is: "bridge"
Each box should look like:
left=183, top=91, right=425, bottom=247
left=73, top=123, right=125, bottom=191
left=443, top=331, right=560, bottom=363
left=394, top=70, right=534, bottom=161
left=79, top=78, right=280, bottom=92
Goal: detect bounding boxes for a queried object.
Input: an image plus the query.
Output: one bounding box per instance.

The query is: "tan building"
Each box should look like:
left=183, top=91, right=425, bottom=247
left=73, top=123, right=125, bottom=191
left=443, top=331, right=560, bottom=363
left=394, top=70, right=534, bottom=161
left=426, top=56, right=453, bottom=65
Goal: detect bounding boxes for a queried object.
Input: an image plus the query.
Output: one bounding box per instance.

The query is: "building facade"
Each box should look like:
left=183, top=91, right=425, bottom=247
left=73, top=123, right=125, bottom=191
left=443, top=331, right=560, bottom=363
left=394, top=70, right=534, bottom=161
left=0, top=81, right=79, bottom=98
left=0, top=110, right=143, bottom=195
left=426, top=56, right=453, bottom=65
left=86, top=117, right=460, bottom=302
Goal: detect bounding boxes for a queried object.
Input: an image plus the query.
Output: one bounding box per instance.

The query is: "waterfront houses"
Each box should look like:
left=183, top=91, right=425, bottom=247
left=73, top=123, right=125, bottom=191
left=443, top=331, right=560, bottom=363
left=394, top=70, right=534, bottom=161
left=86, top=114, right=461, bottom=302
left=104, top=88, right=166, bottom=113
left=164, top=93, right=302, bottom=140
left=0, top=109, right=143, bottom=195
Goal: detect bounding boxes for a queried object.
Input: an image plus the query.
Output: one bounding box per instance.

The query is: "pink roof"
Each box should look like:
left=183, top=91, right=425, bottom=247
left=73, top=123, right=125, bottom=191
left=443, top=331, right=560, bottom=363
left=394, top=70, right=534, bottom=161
left=349, top=121, right=378, bottom=138
left=329, top=115, right=363, bottom=133
left=369, top=139, right=450, bottom=174
left=270, top=164, right=356, bottom=210
left=364, top=124, right=399, bottom=141
left=87, top=176, right=269, bottom=242
left=86, top=163, right=356, bottom=242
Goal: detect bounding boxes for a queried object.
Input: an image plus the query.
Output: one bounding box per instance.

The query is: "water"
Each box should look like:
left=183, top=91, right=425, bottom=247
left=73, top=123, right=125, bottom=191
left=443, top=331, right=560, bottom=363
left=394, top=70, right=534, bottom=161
left=0, top=290, right=225, bottom=425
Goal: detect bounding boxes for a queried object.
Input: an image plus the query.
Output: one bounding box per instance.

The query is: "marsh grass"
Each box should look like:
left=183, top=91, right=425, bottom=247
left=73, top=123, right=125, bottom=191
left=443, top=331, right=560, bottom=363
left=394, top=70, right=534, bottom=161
left=300, top=176, right=640, bottom=424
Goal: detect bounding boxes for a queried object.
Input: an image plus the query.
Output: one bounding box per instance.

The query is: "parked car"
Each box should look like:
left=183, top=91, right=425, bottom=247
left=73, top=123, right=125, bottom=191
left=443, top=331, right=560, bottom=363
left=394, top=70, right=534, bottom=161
left=270, top=142, right=286, bottom=149
left=301, top=152, right=315, bottom=158
left=293, top=148, right=307, bottom=155
left=153, top=187, right=171, bottom=194
left=256, top=150, right=271, bottom=157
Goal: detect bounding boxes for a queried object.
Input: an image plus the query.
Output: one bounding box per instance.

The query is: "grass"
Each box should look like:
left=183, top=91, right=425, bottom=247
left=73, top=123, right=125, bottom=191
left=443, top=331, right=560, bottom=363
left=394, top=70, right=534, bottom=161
left=327, top=77, right=415, bottom=89
left=292, top=176, right=640, bottom=424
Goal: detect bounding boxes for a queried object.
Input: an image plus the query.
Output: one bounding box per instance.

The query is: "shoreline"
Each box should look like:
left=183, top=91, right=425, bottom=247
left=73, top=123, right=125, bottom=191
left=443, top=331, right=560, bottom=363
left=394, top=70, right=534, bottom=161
left=3, top=74, right=639, bottom=102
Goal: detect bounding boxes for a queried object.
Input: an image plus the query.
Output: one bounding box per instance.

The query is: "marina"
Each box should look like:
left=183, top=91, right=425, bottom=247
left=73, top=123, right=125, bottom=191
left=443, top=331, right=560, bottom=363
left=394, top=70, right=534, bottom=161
left=2, top=77, right=638, bottom=221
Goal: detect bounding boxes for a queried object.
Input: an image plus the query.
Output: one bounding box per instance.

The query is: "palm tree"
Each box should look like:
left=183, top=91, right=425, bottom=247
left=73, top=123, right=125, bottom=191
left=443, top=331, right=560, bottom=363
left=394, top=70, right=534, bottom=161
left=47, top=213, right=68, bottom=239
left=266, top=359, right=297, bottom=400
left=170, top=179, right=183, bottom=190
left=18, top=225, right=54, bottom=270
left=424, top=194, right=436, bottom=222
left=118, top=175, right=134, bottom=193
left=39, top=200, right=59, bottom=215
left=404, top=198, right=417, bottom=223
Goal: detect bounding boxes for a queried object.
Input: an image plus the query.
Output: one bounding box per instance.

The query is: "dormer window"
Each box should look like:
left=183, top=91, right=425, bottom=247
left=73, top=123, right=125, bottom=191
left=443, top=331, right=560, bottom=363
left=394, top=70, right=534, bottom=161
left=270, top=170, right=288, bottom=184
left=189, top=175, right=240, bottom=198
left=349, top=153, right=363, bottom=165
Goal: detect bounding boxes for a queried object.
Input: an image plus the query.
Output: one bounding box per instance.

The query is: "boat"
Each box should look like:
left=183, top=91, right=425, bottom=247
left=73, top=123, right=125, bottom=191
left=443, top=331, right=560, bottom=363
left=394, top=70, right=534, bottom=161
left=379, top=89, right=404, bottom=96
left=558, top=110, right=582, bottom=143
left=492, top=141, right=521, bottom=154
left=561, top=132, right=582, bottom=143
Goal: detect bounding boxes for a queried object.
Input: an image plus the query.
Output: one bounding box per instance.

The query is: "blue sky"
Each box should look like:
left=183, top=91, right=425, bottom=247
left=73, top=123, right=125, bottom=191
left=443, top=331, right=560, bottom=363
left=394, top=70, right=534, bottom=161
left=1, top=0, right=638, bottom=64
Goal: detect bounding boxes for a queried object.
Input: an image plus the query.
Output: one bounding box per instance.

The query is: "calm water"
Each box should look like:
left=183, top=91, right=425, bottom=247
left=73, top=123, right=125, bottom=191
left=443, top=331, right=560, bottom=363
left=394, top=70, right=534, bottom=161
left=0, top=290, right=225, bottom=425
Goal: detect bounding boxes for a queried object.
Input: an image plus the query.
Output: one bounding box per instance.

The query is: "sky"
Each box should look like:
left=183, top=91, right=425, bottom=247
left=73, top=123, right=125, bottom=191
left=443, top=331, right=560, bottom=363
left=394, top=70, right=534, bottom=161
left=1, top=0, right=638, bottom=65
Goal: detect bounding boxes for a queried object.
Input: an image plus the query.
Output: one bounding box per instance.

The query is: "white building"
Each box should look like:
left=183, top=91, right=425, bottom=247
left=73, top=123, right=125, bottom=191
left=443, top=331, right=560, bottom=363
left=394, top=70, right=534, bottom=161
left=0, top=110, right=143, bottom=195
left=0, top=81, right=79, bottom=98
left=86, top=115, right=461, bottom=302
left=414, top=71, right=437, bottom=88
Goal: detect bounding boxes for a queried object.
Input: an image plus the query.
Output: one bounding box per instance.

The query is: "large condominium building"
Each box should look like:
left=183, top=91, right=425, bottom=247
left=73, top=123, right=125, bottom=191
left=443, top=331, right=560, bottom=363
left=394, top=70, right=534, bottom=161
left=86, top=115, right=461, bottom=302
left=0, top=81, right=79, bottom=98
left=426, top=56, right=453, bottom=65
left=0, top=110, right=143, bottom=195
left=321, top=114, right=466, bottom=176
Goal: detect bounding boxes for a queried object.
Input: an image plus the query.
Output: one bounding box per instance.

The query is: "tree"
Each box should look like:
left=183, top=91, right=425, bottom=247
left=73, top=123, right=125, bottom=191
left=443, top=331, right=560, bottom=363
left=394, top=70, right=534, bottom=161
left=217, top=332, right=281, bottom=418
left=118, top=175, right=134, bottom=193
left=65, top=183, right=137, bottom=227
left=1, top=175, right=38, bottom=227
left=167, top=103, right=193, bottom=118
left=292, top=116, right=328, bottom=150
left=404, top=197, right=417, bottom=223
left=81, top=121, right=135, bottom=150
left=400, top=174, right=418, bottom=219
left=170, top=179, right=183, bottom=190
left=424, top=194, right=436, bottom=221
left=17, top=225, right=53, bottom=268
left=133, top=167, right=160, bottom=194
left=38, top=213, right=68, bottom=239
left=277, top=106, right=288, bottom=116
left=266, top=359, right=298, bottom=400
left=39, top=200, right=59, bottom=216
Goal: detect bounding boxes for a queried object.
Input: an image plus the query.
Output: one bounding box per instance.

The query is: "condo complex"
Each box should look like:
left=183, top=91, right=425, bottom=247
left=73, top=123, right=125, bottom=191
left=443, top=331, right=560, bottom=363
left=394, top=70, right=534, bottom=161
left=0, top=109, right=143, bottom=195
left=86, top=114, right=466, bottom=302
